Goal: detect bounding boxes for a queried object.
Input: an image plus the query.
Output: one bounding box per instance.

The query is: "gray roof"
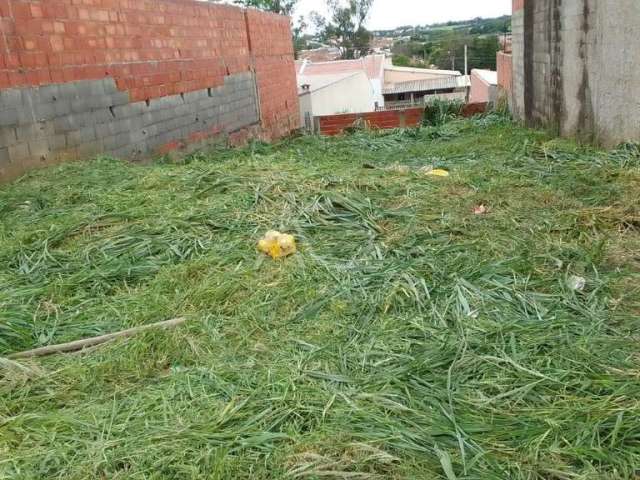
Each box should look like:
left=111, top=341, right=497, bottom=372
left=383, top=75, right=470, bottom=95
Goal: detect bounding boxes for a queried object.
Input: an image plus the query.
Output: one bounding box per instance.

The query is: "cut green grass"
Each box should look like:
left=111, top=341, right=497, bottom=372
left=1, top=116, right=640, bottom=479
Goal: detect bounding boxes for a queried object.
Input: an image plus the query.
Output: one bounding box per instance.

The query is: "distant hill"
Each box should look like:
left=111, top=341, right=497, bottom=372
left=374, top=16, right=511, bottom=73
left=373, top=16, right=511, bottom=39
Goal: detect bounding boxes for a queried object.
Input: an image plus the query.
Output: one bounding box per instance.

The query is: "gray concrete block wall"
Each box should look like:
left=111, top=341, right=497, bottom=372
left=0, top=72, right=260, bottom=180
left=511, top=8, right=525, bottom=120
left=513, top=0, right=640, bottom=146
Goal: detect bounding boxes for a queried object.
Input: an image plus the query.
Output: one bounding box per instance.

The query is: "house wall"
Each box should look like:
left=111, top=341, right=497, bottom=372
left=496, top=51, right=512, bottom=95
left=469, top=71, right=496, bottom=104
left=0, top=0, right=299, bottom=181
left=511, top=0, right=640, bottom=146
left=309, top=72, right=375, bottom=117
left=370, top=78, right=384, bottom=109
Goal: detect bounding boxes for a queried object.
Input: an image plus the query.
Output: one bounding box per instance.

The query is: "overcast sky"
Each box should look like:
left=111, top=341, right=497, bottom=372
left=295, top=0, right=512, bottom=31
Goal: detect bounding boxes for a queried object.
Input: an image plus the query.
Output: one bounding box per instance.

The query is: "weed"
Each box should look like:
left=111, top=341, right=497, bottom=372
left=1, top=119, right=640, bottom=479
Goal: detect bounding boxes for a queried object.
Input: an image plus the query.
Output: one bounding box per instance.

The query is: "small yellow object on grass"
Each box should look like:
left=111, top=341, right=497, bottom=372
left=258, top=230, right=297, bottom=259
left=425, top=168, right=450, bottom=177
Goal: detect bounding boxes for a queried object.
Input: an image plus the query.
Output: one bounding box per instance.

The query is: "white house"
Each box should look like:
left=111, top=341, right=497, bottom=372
left=295, top=55, right=467, bottom=120
left=469, top=69, right=498, bottom=104
left=297, top=72, right=375, bottom=131
left=296, top=55, right=386, bottom=110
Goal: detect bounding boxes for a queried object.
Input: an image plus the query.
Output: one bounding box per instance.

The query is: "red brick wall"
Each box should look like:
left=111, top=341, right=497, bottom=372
left=513, top=0, right=525, bottom=12
left=318, top=108, right=424, bottom=136
left=461, top=102, right=488, bottom=117
left=245, top=9, right=299, bottom=140
left=0, top=0, right=298, bottom=138
left=317, top=105, right=488, bottom=136
left=497, top=51, right=513, bottom=93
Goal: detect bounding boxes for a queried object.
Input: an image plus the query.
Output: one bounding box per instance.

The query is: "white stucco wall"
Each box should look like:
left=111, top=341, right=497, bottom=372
left=298, top=92, right=313, bottom=130
left=370, top=78, right=384, bottom=109
left=298, top=72, right=376, bottom=130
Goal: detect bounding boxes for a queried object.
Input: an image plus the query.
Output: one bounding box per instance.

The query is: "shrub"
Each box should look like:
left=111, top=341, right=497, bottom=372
left=423, top=99, right=464, bottom=125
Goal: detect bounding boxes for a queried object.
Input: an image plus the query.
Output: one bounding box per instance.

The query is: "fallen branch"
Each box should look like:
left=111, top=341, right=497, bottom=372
left=8, top=317, right=187, bottom=359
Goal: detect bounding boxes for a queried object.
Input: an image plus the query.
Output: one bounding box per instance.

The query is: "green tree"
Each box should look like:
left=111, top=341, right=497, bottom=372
left=233, top=0, right=298, bottom=15
left=392, top=54, right=411, bottom=67
left=313, top=0, right=375, bottom=59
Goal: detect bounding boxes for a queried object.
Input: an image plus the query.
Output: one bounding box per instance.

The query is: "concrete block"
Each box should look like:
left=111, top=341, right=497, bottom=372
left=77, top=140, right=103, bottom=158
left=71, top=98, right=90, bottom=114
left=17, top=109, right=37, bottom=125
left=16, top=122, right=54, bottom=142
left=0, top=127, right=17, bottom=147
left=53, top=115, right=78, bottom=133
left=154, top=96, right=185, bottom=112
left=102, top=78, right=119, bottom=94
left=110, top=119, right=133, bottom=135
left=113, top=102, right=146, bottom=119
left=110, top=144, right=136, bottom=159
left=130, top=129, right=148, bottom=143
left=140, top=112, right=156, bottom=127
left=0, top=147, right=10, bottom=166
left=59, top=83, right=80, bottom=100
left=28, top=139, right=50, bottom=160
left=74, top=81, right=98, bottom=99
left=34, top=102, right=57, bottom=121
left=90, top=95, right=117, bottom=110
left=158, top=108, right=176, bottom=122
left=90, top=108, right=115, bottom=125
left=144, top=124, right=159, bottom=138
left=49, top=134, right=67, bottom=151
left=66, top=126, right=96, bottom=147
left=183, top=90, right=207, bottom=103
left=95, top=122, right=117, bottom=138
left=103, top=133, right=130, bottom=151
left=53, top=101, right=72, bottom=117
left=39, top=85, right=60, bottom=103
left=198, top=98, right=215, bottom=110
left=1, top=89, right=23, bottom=107
left=0, top=108, right=19, bottom=127
left=173, top=104, right=190, bottom=117
left=8, top=143, right=29, bottom=161
left=109, top=91, right=130, bottom=107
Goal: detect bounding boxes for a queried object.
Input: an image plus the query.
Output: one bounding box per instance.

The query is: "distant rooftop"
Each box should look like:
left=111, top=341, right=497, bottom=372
left=296, top=55, right=386, bottom=82
left=297, top=72, right=364, bottom=95
left=382, top=75, right=470, bottom=95
left=384, top=65, right=462, bottom=77
left=472, top=69, right=498, bottom=86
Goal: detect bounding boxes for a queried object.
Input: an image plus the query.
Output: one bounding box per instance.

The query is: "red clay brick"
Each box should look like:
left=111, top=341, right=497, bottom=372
left=318, top=108, right=425, bottom=135
left=1, top=0, right=298, bottom=141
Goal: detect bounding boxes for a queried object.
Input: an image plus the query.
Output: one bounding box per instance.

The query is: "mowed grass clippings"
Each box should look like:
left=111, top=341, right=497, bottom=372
left=1, top=116, right=640, bottom=479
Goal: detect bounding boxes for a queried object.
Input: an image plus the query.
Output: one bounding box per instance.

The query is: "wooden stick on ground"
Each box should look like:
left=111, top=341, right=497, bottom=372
left=8, top=317, right=187, bottom=359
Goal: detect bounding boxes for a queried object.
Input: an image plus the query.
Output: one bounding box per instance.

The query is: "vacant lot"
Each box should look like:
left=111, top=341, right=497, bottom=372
left=1, top=116, right=640, bottom=479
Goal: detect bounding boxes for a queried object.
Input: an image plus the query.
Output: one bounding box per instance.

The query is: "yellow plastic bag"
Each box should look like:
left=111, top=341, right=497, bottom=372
left=258, top=230, right=297, bottom=259
left=422, top=167, right=450, bottom=177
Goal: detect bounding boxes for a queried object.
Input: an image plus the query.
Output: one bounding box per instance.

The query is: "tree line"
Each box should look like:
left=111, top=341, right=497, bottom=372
left=230, top=1, right=508, bottom=69
left=232, top=0, right=375, bottom=60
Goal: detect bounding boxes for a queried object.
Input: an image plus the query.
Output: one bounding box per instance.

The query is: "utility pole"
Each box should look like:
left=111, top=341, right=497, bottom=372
left=464, top=44, right=468, bottom=75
